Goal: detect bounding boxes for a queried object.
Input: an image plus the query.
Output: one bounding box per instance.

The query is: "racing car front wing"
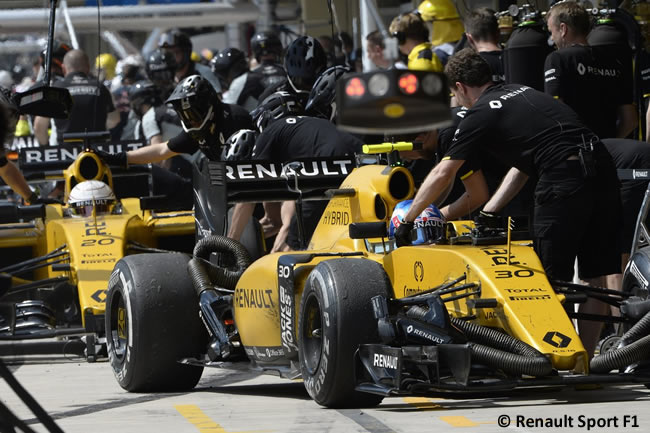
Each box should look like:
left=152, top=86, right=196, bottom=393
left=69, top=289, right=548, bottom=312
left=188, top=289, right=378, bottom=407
left=355, top=343, right=650, bottom=396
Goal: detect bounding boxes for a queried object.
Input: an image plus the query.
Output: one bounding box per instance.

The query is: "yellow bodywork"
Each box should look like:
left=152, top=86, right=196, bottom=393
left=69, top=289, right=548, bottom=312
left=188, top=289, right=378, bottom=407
left=2, top=152, right=195, bottom=327
left=234, top=164, right=589, bottom=373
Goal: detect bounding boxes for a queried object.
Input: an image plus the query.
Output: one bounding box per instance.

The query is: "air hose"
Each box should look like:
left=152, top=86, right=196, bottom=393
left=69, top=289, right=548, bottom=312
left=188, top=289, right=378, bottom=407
left=191, top=235, right=252, bottom=291
left=450, top=317, right=553, bottom=377
left=590, top=310, right=650, bottom=373
left=406, top=306, right=552, bottom=376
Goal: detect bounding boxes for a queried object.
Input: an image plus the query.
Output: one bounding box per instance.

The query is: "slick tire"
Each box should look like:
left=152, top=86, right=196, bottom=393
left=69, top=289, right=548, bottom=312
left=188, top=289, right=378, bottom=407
left=298, top=259, right=390, bottom=408
left=105, top=253, right=206, bottom=392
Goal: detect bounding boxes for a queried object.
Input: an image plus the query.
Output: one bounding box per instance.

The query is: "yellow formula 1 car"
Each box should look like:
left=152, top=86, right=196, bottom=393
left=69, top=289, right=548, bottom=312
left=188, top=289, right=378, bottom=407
left=0, top=138, right=195, bottom=360
left=104, top=70, right=650, bottom=407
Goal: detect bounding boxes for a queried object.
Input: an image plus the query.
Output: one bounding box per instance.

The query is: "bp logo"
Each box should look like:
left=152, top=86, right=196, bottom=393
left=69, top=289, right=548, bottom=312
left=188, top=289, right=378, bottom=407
left=543, top=331, right=572, bottom=348
left=414, top=261, right=424, bottom=282
left=577, top=63, right=586, bottom=76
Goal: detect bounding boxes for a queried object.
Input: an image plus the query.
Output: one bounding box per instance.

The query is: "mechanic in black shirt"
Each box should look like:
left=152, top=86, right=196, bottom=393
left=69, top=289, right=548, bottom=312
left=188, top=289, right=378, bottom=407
left=145, top=48, right=178, bottom=101
left=257, top=36, right=327, bottom=105
left=33, top=49, right=119, bottom=146
left=603, top=138, right=650, bottom=271
left=464, top=8, right=504, bottom=83
left=250, top=31, right=287, bottom=89
left=544, top=1, right=636, bottom=139
left=158, top=30, right=222, bottom=95
left=211, top=48, right=264, bottom=111
left=98, top=74, right=252, bottom=166
left=227, top=115, right=361, bottom=251
left=396, top=48, right=622, bottom=356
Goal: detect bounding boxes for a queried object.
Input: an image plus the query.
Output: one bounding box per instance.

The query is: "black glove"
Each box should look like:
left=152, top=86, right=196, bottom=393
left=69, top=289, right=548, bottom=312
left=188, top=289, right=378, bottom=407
left=95, top=150, right=128, bottom=169
left=394, top=219, right=414, bottom=247
left=26, top=191, right=63, bottom=205
left=474, top=210, right=502, bottom=230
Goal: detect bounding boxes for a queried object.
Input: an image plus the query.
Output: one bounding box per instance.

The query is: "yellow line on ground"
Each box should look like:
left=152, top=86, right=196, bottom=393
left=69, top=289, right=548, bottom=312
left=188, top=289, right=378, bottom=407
left=401, top=397, right=443, bottom=410
left=440, top=416, right=480, bottom=427
left=174, top=405, right=272, bottom=433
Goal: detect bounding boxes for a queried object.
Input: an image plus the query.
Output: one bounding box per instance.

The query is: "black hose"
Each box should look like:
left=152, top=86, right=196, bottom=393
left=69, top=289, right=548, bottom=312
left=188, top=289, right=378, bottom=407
left=589, top=310, right=650, bottom=373
left=470, top=342, right=553, bottom=377
left=620, top=310, right=650, bottom=346
left=188, top=258, right=212, bottom=296
left=590, top=334, right=650, bottom=373
left=450, top=317, right=543, bottom=358
left=192, top=235, right=252, bottom=290
left=406, top=306, right=552, bottom=376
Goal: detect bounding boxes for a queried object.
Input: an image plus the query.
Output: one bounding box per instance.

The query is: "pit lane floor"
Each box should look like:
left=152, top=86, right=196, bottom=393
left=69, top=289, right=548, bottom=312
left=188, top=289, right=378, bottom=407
left=2, top=354, right=650, bottom=433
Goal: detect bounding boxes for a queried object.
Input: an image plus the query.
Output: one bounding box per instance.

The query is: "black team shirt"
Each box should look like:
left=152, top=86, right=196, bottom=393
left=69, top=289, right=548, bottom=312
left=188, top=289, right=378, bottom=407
left=251, top=116, right=362, bottom=160
left=544, top=45, right=633, bottom=139
left=445, top=84, right=594, bottom=176
left=53, top=72, right=114, bottom=144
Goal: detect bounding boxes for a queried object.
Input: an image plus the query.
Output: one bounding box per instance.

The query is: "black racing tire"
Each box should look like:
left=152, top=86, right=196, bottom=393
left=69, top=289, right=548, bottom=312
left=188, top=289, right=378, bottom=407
left=105, top=253, right=206, bottom=392
left=298, top=259, right=390, bottom=408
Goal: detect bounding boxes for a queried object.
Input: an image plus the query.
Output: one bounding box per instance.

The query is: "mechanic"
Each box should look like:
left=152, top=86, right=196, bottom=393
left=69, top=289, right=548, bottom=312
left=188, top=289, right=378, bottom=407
left=544, top=1, right=637, bottom=139
left=211, top=48, right=264, bottom=111
left=365, top=30, right=392, bottom=70
left=144, top=48, right=178, bottom=101
left=33, top=49, right=120, bottom=146
left=396, top=48, right=622, bottom=357
left=128, top=80, right=192, bottom=177
left=464, top=8, right=504, bottom=83
left=158, top=30, right=222, bottom=95
left=249, top=30, right=287, bottom=89
left=602, top=138, right=650, bottom=290
left=97, top=74, right=252, bottom=167
left=258, top=36, right=328, bottom=104
left=389, top=12, right=443, bottom=72
left=227, top=115, right=362, bottom=252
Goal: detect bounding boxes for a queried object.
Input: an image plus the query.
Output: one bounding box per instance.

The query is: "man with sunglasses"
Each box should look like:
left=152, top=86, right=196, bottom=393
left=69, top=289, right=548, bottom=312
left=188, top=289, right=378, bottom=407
left=97, top=74, right=252, bottom=167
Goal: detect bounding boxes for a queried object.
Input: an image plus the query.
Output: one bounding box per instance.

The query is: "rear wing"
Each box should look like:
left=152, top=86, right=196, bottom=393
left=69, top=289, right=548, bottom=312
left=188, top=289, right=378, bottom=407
left=13, top=141, right=150, bottom=200
left=192, top=156, right=357, bottom=237
left=17, top=140, right=147, bottom=177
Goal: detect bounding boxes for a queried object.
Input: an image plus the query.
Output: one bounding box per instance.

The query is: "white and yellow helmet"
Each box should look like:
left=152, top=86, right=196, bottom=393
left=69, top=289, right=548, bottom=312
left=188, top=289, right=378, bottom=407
left=68, top=180, right=116, bottom=217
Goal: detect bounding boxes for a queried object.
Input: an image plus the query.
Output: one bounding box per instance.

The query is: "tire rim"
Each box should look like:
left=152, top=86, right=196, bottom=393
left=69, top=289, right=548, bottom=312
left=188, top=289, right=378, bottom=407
left=302, top=292, right=323, bottom=375
left=109, top=290, right=128, bottom=362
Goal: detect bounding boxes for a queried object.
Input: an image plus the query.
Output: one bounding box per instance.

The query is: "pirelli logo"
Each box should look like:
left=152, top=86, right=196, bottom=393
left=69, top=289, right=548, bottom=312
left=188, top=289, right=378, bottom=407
left=509, top=294, right=551, bottom=301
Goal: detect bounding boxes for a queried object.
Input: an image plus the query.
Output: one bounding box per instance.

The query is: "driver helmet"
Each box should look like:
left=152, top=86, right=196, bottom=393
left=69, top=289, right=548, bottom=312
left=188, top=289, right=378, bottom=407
left=68, top=180, right=116, bottom=217
left=389, top=200, right=446, bottom=245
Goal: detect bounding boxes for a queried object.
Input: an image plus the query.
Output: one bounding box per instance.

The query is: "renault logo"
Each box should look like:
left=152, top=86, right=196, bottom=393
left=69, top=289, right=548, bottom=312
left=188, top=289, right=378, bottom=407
left=543, top=331, right=572, bottom=348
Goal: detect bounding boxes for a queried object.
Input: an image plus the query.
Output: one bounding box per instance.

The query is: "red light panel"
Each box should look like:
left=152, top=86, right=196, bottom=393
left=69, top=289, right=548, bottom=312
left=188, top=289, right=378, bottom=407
left=399, top=73, right=418, bottom=94
left=345, top=77, right=365, bottom=98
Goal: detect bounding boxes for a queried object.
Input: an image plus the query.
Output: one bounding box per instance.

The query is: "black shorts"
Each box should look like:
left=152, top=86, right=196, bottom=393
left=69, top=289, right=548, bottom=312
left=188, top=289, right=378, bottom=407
left=532, top=157, right=622, bottom=281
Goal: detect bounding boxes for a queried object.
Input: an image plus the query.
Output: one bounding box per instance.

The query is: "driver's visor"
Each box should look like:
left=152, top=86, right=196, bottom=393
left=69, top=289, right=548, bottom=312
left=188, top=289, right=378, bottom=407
left=69, top=200, right=113, bottom=217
